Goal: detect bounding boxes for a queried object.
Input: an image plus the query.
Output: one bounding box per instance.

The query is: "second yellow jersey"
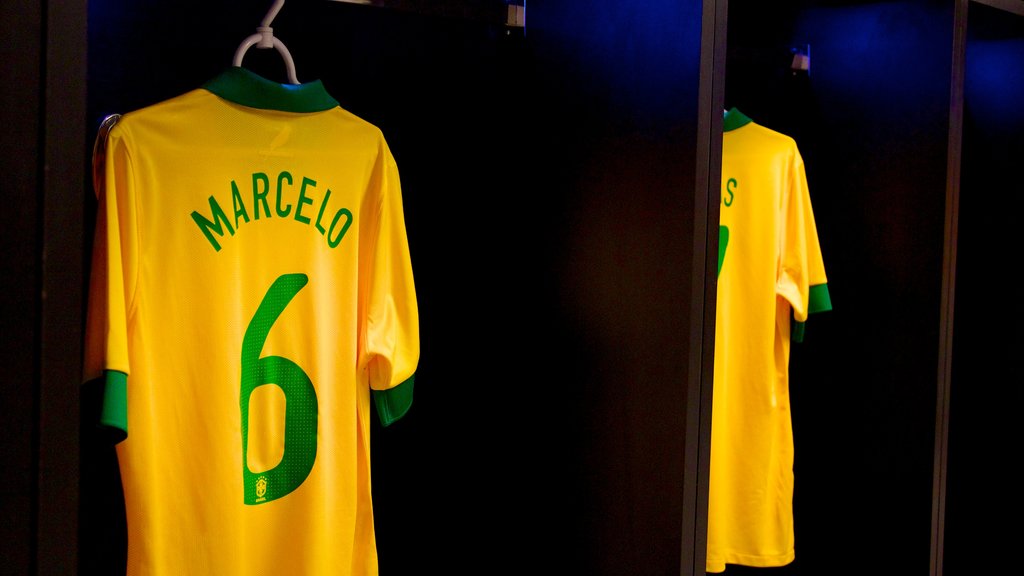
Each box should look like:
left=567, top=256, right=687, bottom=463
left=707, top=108, right=831, bottom=573
left=83, top=67, right=419, bottom=576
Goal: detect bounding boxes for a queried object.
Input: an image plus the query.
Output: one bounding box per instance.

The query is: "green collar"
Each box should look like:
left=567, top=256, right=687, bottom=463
left=723, top=107, right=753, bottom=132
left=203, top=67, right=339, bottom=113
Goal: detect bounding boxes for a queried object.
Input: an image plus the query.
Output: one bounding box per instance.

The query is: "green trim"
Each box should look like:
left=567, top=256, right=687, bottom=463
left=808, top=283, right=833, bottom=314
left=373, top=375, right=415, bottom=427
left=792, top=320, right=807, bottom=343
left=723, top=108, right=753, bottom=132
left=100, top=370, right=128, bottom=442
left=203, top=67, right=338, bottom=113
left=792, top=284, right=834, bottom=343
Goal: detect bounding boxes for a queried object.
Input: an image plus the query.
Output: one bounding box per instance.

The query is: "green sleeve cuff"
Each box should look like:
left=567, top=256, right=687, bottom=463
left=100, top=370, right=128, bottom=442
left=792, top=320, right=807, bottom=343
left=793, top=284, right=833, bottom=343
left=808, top=283, right=833, bottom=314
left=373, top=374, right=414, bottom=427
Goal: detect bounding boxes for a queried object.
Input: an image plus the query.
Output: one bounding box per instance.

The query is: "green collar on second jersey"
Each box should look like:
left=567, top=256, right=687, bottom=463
left=723, top=107, right=753, bottom=132
left=203, top=67, right=339, bottom=113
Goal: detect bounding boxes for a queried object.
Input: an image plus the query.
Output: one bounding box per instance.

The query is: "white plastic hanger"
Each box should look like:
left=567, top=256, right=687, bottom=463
left=233, top=0, right=300, bottom=84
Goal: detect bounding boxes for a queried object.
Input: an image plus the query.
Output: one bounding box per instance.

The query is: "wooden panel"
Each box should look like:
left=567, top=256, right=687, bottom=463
left=39, top=0, right=87, bottom=573
left=0, top=0, right=42, bottom=573
left=943, top=2, right=1024, bottom=573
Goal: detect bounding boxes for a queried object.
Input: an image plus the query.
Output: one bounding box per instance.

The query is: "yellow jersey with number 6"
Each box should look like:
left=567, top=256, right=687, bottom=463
left=84, top=67, right=419, bottom=576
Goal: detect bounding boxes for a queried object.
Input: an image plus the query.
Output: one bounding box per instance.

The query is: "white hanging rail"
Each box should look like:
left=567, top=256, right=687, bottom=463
left=233, top=0, right=300, bottom=84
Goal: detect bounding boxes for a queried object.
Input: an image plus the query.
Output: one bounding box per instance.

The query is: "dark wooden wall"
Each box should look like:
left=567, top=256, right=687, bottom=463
left=1, top=1, right=86, bottom=575
left=1, top=0, right=44, bottom=570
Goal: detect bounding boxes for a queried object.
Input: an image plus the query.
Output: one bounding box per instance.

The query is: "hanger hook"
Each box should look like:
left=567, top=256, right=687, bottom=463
left=261, top=0, right=287, bottom=28
left=232, top=0, right=299, bottom=84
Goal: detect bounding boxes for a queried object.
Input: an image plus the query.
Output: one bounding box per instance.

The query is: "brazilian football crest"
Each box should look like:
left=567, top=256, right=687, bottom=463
left=255, top=475, right=268, bottom=502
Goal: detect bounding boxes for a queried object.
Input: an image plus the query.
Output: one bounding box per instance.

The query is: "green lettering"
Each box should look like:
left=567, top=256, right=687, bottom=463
left=276, top=172, right=293, bottom=218
left=295, top=177, right=315, bottom=225
left=315, top=189, right=333, bottom=235
left=252, top=173, right=271, bottom=220
left=191, top=196, right=235, bottom=252
left=724, top=178, right=737, bottom=207
left=327, top=208, right=353, bottom=249
left=231, top=181, right=250, bottom=228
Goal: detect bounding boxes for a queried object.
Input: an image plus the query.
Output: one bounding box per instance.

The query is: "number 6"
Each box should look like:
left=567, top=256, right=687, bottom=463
left=240, top=273, right=318, bottom=505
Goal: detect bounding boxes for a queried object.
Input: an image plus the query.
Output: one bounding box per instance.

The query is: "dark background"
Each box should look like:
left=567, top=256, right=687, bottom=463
left=3, top=1, right=1021, bottom=575
left=944, top=2, right=1024, bottom=573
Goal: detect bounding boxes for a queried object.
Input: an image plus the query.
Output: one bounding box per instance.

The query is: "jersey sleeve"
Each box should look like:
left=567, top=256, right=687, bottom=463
left=83, top=123, right=139, bottom=442
left=777, top=145, right=832, bottom=343
left=360, top=137, right=420, bottom=427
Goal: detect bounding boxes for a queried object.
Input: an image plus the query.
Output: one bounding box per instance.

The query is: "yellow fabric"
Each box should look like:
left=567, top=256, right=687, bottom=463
left=83, top=69, right=418, bottom=576
left=707, top=110, right=829, bottom=573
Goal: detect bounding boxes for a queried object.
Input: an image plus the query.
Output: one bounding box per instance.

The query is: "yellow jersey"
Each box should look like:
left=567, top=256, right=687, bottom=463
left=707, top=108, right=831, bottom=573
left=84, top=67, right=419, bottom=575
